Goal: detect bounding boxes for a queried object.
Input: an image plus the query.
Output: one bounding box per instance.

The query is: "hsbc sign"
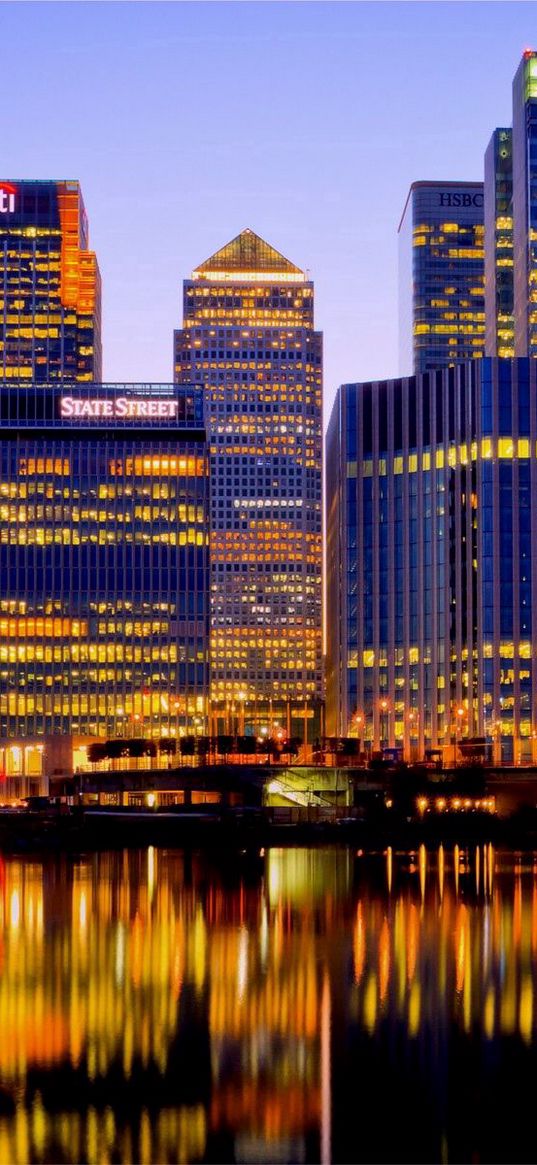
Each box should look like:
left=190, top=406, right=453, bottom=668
left=439, top=192, right=483, bottom=208
left=0, top=182, right=16, bottom=214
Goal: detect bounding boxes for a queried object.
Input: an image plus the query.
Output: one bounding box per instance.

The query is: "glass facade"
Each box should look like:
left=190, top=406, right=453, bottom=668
left=174, top=229, right=323, bottom=731
left=512, top=53, right=537, bottom=356
left=398, top=182, right=485, bottom=375
left=484, top=129, right=514, bottom=357
left=0, top=383, right=209, bottom=779
left=326, top=359, right=537, bottom=765
left=0, top=180, right=101, bottom=382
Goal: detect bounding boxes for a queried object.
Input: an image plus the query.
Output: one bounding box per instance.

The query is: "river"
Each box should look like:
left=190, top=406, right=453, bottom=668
left=0, top=844, right=534, bottom=1163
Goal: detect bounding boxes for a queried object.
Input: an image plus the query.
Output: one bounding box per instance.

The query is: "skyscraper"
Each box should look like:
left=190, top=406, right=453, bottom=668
left=0, top=180, right=101, bottom=382
left=326, top=359, right=536, bottom=766
left=0, top=382, right=209, bottom=792
left=398, top=181, right=485, bottom=374
left=512, top=51, right=537, bottom=356
left=174, top=229, right=323, bottom=739
left=484, top=129, right=514, bottom=357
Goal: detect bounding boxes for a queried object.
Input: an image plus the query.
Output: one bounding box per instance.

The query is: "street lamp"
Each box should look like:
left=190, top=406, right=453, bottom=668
left=350, top=710, right=364, bottom=742
left=303, top=696, right=310, bottom=761
left=407, top=708, right=419, bottom=762
left=379, top=698, right=390, bottom=751
left=455, top=706, right=465, bottom=765
left=237, top=690, right=247, bottom=736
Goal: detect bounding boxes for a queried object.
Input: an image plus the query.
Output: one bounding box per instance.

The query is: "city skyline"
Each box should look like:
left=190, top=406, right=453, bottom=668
left=2, top=1, right=536, bottom=418
left=2, top=10, right=537, bottom=1165
left=4, top=35, right=537, bottom=775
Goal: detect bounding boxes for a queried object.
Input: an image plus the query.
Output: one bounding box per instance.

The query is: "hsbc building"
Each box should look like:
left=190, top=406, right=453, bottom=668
left=398, top=181, right=485, bottom=375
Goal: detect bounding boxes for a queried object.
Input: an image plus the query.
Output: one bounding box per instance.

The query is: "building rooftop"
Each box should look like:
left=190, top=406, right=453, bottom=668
left=398, top=180, right=484, bottom=233
left=192, top=227, right=306, bottom=282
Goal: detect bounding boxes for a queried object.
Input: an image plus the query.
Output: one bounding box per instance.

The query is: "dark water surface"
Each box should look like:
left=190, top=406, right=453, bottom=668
left=0, top=844, right=536, bottom=1164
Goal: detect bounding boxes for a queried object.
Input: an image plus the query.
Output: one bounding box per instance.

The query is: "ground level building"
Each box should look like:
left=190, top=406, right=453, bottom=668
left=326, top=358, right=537, bottom=764
left=0, top=382, right=209, bottom=795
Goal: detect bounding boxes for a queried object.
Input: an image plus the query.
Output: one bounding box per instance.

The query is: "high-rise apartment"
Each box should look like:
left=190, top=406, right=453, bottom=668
left=512, top=51, right=537, bottom=356
left=398, top=182, right=485, bottom=374
left=326, top=359, right=537, bottom=765
left=0, top=180, right=101, bottom=382
left=174, top=229, right=323, bottom=736
left=484, top=129, right=514, bottom=357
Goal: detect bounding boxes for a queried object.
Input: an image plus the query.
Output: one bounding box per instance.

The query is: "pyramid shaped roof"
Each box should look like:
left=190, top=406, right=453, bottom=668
left=192, top=228, right=305, bottom=280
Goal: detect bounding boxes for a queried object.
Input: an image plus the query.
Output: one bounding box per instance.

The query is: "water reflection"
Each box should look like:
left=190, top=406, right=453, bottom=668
left=0, top=845, right=536, bottom=1162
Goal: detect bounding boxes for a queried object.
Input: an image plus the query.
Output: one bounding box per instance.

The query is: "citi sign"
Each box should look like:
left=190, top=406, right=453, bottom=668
left=439, top=192, right=483, bottom=208
left=0, top=183, right=16, bottom=214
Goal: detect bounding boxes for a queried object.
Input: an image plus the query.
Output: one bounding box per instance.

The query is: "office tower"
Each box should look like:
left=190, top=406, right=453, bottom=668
left=326, top=359, right=536, bottom=765
left=512, top=51, right=537, bottom=355
left=0, top=383, right=209, bottom=792
left=0, top=180, right=101, bottom=382
left=484, top=129, right=514, bottom=357
left=398, top=182, right=485, bottom=374
left=174, top=228, right=323, bottom=737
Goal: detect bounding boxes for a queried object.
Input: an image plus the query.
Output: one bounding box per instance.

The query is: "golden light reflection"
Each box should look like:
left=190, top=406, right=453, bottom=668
left=353, top=902, right=365, bottom=984
left=386, top=845, right=392, bottom=894
left=0, top=847, right=535, bottom=1162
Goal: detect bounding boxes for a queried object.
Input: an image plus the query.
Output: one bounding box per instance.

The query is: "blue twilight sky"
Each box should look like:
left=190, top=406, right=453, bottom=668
left=1, top=1, right=536, bottom=417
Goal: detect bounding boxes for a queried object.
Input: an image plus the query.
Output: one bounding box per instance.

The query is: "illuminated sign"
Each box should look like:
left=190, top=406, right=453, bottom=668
left=0, top=182, right=16, bottom=214
left=60, top=397, right=179, bottom=420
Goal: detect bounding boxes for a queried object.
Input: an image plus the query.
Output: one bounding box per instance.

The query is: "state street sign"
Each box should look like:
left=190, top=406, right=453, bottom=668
left=59, top=397, right=179, bottom=420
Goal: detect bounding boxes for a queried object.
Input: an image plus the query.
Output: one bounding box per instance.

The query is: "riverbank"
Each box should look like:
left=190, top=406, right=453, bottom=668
left=0, top=802, right=533, bottom=853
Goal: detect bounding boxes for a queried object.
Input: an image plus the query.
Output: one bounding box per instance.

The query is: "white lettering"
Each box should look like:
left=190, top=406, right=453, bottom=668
left=0, top=188, right=15, bottom=214
left=59, top=397, right=179, bottom=421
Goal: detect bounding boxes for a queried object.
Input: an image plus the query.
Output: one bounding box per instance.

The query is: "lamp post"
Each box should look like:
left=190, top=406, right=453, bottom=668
left=351, top=711, right=364, bottom=751
left=455, top=706, right=465, bottom=766
left=258, top=724, right=269, bottom=764
left=237, top=690, right=246, bottom=736
left=407, top=708, right=419, bottom=763
left=303, top=697, right=309, bottom=762
left=379, top=698, right=390, bottom=752
left=485, top=710, right=498, bottom=767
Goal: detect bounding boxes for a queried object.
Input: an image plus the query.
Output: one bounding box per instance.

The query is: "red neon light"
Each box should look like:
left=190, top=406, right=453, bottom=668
left=0, top=182, right=16, bottom=195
